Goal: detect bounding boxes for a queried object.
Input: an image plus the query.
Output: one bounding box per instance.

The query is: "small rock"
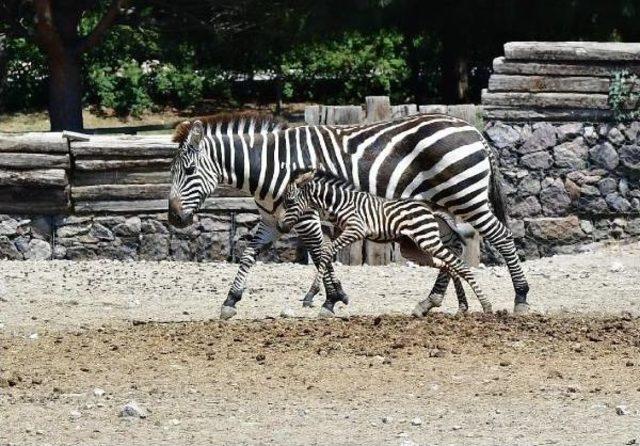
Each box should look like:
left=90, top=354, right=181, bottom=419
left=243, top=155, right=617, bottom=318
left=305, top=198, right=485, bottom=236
left=547, top=370, right=563, bottom=379
left=120, top=401, right=148, bottom=419
left=410, top=417, right=423, bottom=426
left=616, top=405, right=630, bottom=416
left=69, top=410, right=82, bottom=419
left=610, top=262, right=624, bottom=273
left=452, top=425, right=462, bottom=431
left=499, top=360, right=511, bottom=367
left=608, top=127, right=626, bottom=145
left=382, top=415, right=392, bottom=424
left=28, top=333, right=38, bottom=340
left=23, top=239, right=51, bottom=260
left=280, top=307, right=295, bottom=318
left=589, top=142, right=619, bottom=170
left=256, top=353, right=266, bottom=363
left=93, top=388, right=105, bottom=397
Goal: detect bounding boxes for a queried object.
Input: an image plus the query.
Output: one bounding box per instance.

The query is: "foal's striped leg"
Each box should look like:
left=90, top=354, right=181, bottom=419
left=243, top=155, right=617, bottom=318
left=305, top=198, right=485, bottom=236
left=295, top=213, right=349, bottom=307
left=316, top=225, right=366, bottom=317
left=410, top=228, right=491, bottom=314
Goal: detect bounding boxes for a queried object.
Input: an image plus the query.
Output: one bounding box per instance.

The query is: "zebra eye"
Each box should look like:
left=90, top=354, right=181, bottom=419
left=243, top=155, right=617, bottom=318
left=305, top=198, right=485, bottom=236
left=283, top=198, right=295, bottom=207
left=185, top=165, right=196, bottom=175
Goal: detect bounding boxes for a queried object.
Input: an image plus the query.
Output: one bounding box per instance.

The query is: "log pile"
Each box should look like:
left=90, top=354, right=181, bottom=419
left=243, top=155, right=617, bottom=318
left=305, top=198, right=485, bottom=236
left=483, top=41, right=640, bottom=121
left=69, top=135, right=253, bottom=214
left=0, top=133, right=70, bottom=214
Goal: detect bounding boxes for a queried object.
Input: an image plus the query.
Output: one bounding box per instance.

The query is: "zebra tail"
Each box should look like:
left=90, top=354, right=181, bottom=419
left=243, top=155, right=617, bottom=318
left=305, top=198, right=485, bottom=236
left=483, top=140, right=508, bottom=226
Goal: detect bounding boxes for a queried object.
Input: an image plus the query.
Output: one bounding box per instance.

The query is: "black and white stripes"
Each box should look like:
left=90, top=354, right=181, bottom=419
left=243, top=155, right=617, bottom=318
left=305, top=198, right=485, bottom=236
left=278, top=170, right=491, bottom=315
left=168, top=112, right=530, bottom=317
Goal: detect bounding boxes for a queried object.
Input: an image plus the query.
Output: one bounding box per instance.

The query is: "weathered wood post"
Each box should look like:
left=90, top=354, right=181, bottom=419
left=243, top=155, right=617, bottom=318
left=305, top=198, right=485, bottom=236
left=363, top=96, right=395, bottom=266
left=305, top=103, right=365, bottom=265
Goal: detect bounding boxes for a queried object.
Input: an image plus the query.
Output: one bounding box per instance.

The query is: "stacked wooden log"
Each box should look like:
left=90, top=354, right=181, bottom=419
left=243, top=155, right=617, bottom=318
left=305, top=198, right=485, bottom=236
left=68, top=135, right=254, bottom=214
left=483, top=41, right=640, bottom=121
left=0, top=133, right=70, bottom=214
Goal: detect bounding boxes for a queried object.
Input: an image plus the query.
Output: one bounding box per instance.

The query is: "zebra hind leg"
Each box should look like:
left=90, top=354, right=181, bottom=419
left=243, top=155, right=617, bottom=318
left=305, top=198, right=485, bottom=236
left=415, top=238, right=492, bottom=313
left=464, top=210, right=530, bottom=314
left=413, top=269, right=449, bottom=317
left=453, top=277, right=469, bottom=314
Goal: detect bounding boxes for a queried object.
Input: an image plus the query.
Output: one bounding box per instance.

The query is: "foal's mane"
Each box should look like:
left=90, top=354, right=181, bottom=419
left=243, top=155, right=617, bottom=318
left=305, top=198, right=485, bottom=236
left=172, top=111, right=288, bottom=144
left=292, top=169, right=357, bottom=191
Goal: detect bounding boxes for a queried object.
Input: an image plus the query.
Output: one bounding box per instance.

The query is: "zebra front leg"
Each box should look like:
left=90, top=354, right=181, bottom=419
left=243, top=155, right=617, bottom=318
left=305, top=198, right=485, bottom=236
left=317, top=226, right=365, bottom=317
left=221, top=222, right=280, bottom=320
left=295, top=213, right=348, bottom=308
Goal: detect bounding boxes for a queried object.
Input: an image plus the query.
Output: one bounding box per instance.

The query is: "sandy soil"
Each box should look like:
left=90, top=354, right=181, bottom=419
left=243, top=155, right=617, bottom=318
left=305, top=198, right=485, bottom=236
left=1, top=242, right=640, bottom=445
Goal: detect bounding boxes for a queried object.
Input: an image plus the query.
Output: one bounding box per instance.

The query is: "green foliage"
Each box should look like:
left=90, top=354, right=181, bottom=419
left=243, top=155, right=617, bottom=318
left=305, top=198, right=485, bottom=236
left=3, top=38, right=48, bottom=111
left=281, top=30, right=409, bottom=103
left=86, top=59, right=205, bottom=116
left=148, top=62, right=204, bottom=109
left=608, top=70, right=640, bottom=122
left=86, top=60, right=152, bottom=116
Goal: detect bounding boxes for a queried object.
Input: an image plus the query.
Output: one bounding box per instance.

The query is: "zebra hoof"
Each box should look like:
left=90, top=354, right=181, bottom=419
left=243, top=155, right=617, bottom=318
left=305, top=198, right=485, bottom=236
left=318, top=307, right=335, bottom=318
left=220, top=305, right=237, bottom=320
left=481, top=303, right=493, bottom=314
left=337, top=291, right=350, bottom=305
left=456, top=307, right=468, bottom=316
left=412, top=301, right=430, bottom=318
left=513, top=302, right=530, bottom=314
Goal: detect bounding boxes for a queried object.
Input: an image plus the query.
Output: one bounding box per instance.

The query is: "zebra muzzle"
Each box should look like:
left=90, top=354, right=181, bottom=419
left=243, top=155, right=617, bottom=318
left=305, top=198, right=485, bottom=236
left=168, top=197, right=194, bottom=228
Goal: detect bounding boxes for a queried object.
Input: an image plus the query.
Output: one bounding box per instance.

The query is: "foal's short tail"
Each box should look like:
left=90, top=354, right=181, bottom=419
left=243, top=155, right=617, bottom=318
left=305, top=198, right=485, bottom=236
left=483, top=140, right=508, bottom=226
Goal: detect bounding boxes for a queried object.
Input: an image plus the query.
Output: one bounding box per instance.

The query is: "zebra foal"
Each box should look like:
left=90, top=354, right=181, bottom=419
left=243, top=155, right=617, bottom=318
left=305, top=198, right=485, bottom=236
left=276, top=169, right=492, bottom=316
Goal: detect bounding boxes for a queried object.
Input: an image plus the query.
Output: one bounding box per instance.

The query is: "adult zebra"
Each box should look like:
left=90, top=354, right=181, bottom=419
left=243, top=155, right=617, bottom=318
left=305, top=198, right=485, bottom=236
left=168, top=112, right=530, bottom=317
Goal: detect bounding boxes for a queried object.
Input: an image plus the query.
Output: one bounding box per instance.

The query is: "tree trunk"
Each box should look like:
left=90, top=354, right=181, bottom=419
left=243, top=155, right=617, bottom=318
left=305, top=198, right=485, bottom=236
left=48, top=49, right=83, bottom=131
left=0, top=34, right=7, bottom=112
left=440, top=32, right=470, bottom=104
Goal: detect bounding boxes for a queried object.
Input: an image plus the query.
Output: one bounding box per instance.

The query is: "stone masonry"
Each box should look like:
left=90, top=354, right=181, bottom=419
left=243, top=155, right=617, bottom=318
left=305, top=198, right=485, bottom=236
left=485, top=120, right=640, bottom=259
left=0, top=212, right=302, bottom=262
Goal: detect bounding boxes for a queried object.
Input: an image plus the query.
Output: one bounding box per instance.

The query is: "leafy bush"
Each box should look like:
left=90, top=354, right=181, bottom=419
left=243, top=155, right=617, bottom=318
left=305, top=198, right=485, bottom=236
left=608, top=70, right=640, bottom=122
left=86, top=59, right=204, bottom=116
left=86, top=59, right=153, bottom=116
left=281, top=30, right=409, bottom=103
left=3, top=38, right=48, bottom=111
left=149, top=62, right=204, bottom=109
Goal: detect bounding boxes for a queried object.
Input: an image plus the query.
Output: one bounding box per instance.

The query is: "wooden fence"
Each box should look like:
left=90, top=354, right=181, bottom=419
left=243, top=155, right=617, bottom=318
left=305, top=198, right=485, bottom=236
left=483, top=41, right=640, bottom=121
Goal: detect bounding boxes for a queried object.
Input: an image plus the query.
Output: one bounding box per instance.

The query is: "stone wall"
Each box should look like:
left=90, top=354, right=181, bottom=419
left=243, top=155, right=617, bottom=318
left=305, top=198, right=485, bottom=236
left=0, top=212, right=302, bottom=262
left=485, top=120, right=640, bottom=259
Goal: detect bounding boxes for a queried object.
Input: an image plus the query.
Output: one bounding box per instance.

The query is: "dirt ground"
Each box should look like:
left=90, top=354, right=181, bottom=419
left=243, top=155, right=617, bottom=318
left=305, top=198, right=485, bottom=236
left=1, top=242, right=640, bottom=445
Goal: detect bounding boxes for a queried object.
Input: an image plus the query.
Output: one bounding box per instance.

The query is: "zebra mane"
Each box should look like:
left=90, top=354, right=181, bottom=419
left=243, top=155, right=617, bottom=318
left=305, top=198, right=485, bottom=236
left=292, top=169, right=357, bottom=191
left=172, top=111, right=288, bottom=144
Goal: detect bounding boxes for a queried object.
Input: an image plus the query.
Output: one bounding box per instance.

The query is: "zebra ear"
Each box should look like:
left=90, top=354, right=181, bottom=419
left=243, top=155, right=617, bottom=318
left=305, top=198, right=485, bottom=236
left=293, top=169, right=316, bottom=186
left=188, top=120, right=204, bottom=149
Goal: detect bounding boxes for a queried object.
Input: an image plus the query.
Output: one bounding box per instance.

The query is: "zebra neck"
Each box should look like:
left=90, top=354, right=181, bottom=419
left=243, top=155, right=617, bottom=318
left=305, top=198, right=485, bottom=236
left=211, top=127, right=352, bottom=211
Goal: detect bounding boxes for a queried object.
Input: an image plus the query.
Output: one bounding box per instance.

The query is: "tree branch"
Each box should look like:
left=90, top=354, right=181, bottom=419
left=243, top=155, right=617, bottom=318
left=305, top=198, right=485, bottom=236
left=34, top=0, right=64, bottom=58
left=77, top=0, right=128, bottom=54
